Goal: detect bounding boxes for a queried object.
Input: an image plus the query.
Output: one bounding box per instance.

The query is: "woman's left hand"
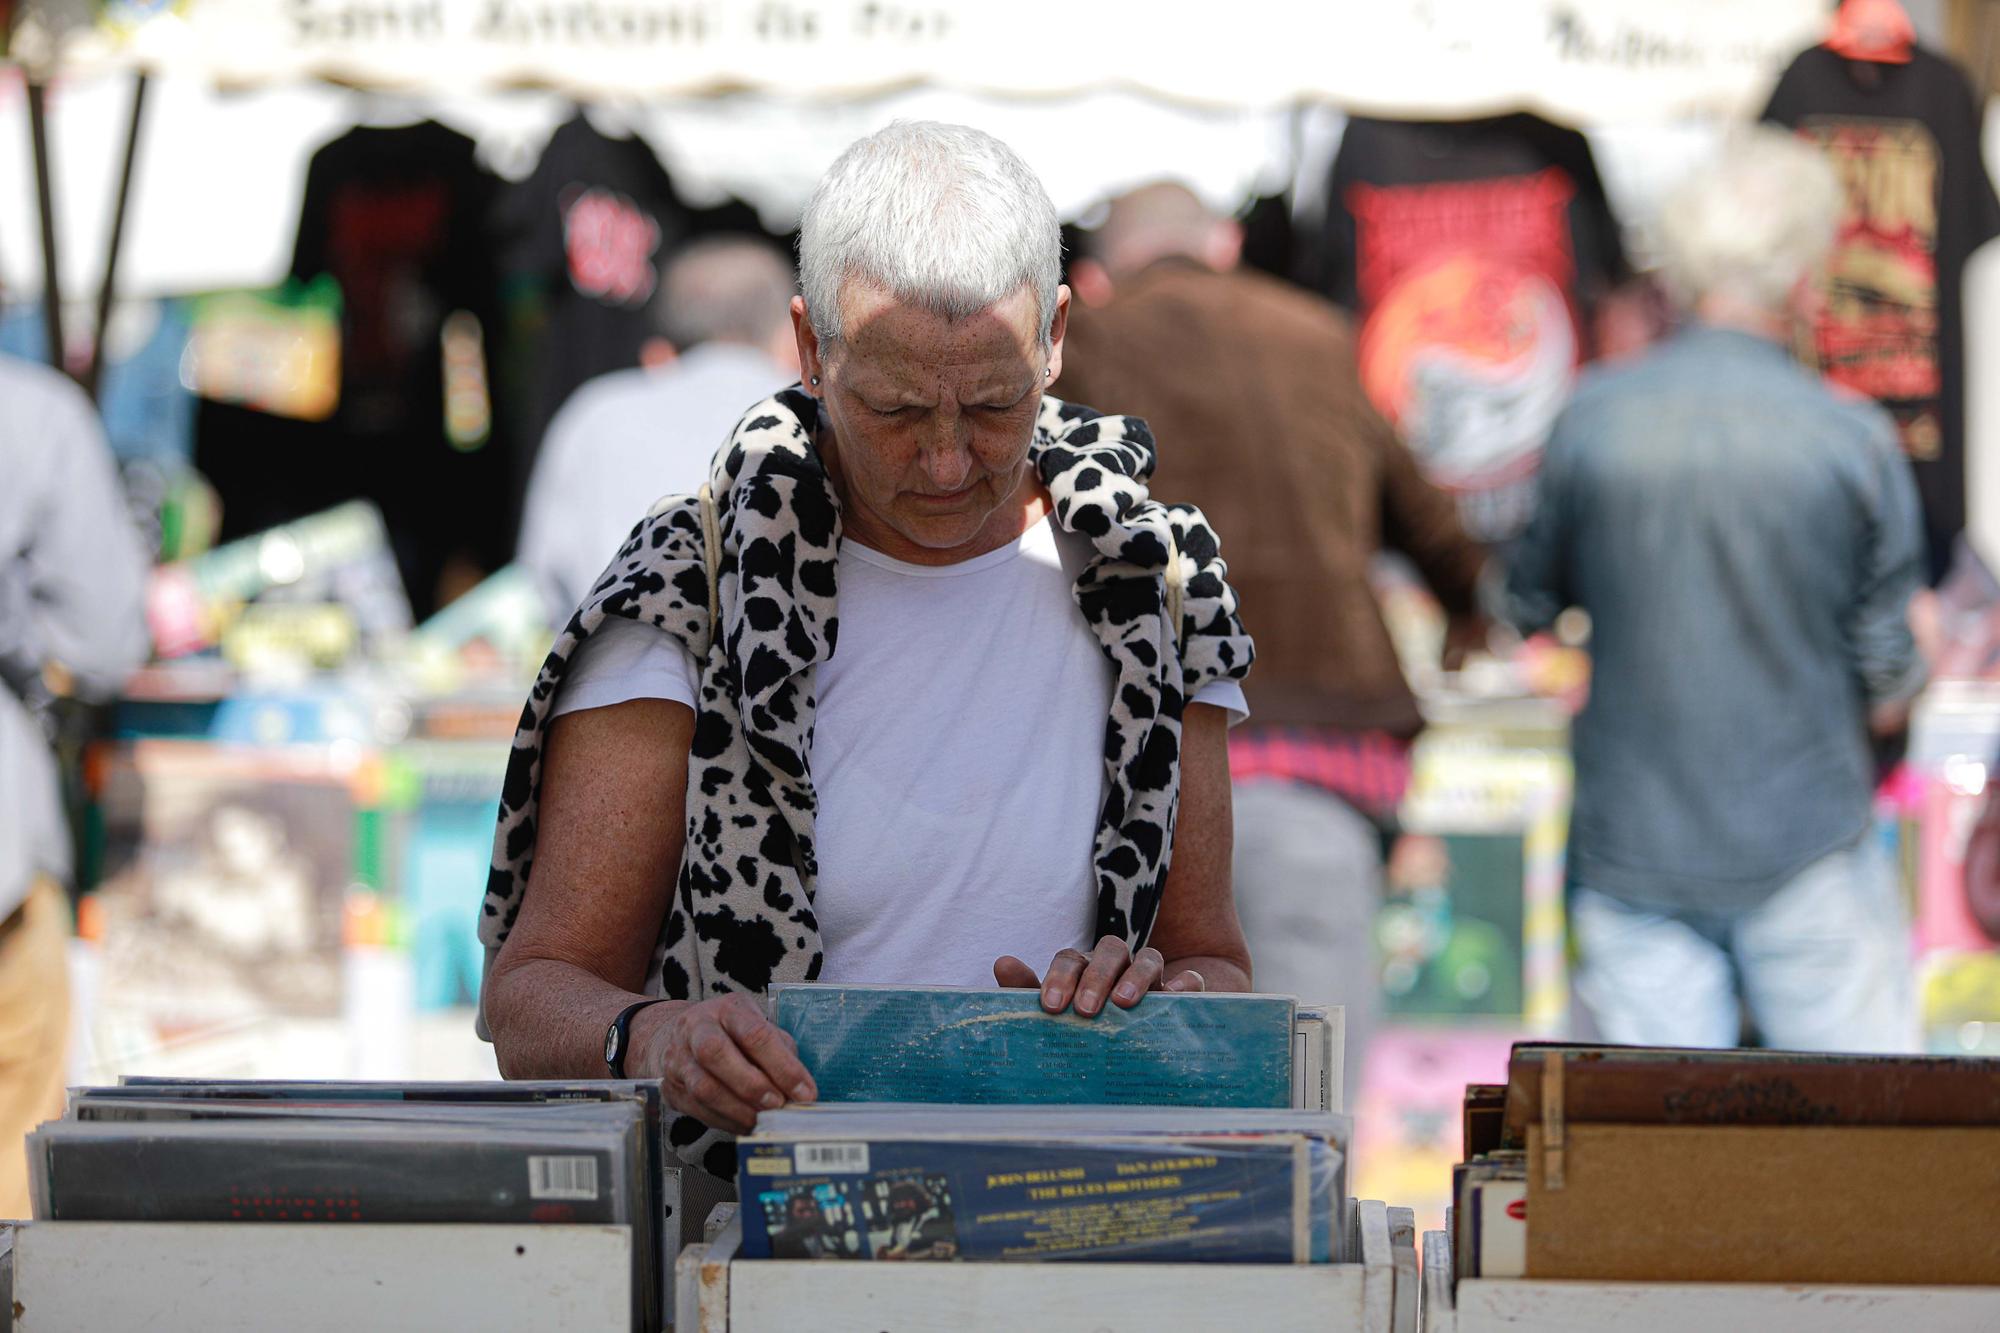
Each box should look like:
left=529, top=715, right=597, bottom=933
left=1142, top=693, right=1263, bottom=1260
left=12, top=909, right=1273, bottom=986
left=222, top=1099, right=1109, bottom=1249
left=994, top=935, right=1205, bottom=1018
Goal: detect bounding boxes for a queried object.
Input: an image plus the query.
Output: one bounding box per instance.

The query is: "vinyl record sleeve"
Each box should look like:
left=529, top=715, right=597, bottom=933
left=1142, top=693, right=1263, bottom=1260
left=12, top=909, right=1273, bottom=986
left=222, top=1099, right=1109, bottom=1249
left=31, top=1118, right=639, bottom=1226
left=769, top=985, right=1295, bottom=1108
left=738, top=1132, right=1337, bottom=1265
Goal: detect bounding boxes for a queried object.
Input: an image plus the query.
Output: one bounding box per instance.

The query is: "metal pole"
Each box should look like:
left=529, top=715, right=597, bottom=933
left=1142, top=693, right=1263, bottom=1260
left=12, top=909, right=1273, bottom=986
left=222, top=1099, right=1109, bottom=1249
left=25, top=78, right=67, bottom=377
left=85, top=71, right=150, bottom=402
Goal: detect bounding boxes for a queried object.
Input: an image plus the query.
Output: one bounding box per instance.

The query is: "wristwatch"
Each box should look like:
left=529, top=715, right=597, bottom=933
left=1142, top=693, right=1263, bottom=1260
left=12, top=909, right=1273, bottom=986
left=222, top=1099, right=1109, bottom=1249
left=605, top=998, right=670, bottom=1079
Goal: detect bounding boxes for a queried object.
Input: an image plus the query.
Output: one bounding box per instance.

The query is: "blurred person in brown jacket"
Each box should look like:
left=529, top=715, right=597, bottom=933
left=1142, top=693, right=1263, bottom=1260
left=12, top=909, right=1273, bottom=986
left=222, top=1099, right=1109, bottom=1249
left=1060, top=183, right=1489, bottom=1105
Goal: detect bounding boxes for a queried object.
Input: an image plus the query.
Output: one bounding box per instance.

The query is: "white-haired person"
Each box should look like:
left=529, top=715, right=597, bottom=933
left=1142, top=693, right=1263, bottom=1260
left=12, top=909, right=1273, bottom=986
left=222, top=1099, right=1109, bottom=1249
left=477, top=122, right=1255, bottom=1175
left=517, top=235, right=802, bottom=623
left=1503, top=127, right=1926, bottom=1053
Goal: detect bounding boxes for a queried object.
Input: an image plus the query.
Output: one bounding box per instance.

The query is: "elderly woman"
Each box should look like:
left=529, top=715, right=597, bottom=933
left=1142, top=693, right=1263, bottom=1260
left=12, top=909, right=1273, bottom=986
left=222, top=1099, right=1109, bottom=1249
left=478, top=122, right=1255, bottom=1177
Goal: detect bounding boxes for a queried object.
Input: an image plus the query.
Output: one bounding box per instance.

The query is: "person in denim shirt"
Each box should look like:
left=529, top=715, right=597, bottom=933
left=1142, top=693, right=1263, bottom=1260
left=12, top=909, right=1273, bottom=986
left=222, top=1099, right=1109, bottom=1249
left=1504, top=129, right=1927, bottom=1052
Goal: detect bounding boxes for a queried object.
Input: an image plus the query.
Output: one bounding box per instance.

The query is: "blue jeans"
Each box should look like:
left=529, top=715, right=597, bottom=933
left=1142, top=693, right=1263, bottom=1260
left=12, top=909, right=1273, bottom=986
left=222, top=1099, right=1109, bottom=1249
left=1570, top=840, right=1917, bottom=1053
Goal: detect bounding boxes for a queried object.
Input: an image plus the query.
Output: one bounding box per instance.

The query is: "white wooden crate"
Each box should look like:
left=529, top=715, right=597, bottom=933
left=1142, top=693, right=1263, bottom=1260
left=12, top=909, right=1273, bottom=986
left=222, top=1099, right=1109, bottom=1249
left=2, top=1222, right=15, bottom=1333
left=662, top=1163, right=738, bottom=1328
left=1389, top=1206, right=1417, bottom=1333
left=11, top=1222, right=632, bottom=1332
left=1422, top=1230, right=2000, bottom=1333
left=683, top=1199, right=1415, bottom=1333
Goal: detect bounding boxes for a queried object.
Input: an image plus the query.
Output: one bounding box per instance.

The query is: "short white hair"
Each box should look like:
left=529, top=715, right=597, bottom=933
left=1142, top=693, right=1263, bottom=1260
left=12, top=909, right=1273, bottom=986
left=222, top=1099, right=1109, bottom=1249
left=1658, top=127, right=1844, bottom=313
left=798, top=121, right=1062, bottom=347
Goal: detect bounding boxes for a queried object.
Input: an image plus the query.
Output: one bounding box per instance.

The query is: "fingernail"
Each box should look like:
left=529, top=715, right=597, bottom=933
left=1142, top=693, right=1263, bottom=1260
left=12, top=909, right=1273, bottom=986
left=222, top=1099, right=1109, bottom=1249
left=761, top=1092, right=783, bottom=1110
left=1076, top=990, right=1100, bottom=1013
left=1113, top=983, right=1139, bottom=1003
left=1041, top=987, right=1060, bottom=1010
left=792, top=1082, right=815, bottom=1102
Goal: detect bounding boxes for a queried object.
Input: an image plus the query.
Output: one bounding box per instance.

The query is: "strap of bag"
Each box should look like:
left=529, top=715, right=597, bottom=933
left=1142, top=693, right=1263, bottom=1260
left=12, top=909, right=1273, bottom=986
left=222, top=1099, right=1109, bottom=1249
left=698, top=483, right=722, bottom=658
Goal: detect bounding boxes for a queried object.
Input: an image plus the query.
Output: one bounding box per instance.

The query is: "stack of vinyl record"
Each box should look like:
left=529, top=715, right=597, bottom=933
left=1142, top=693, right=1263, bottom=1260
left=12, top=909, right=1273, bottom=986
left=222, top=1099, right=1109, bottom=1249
left=734, top=984, right=1350, bottom=1266
left=29, top=1079, right=679, bottom=1330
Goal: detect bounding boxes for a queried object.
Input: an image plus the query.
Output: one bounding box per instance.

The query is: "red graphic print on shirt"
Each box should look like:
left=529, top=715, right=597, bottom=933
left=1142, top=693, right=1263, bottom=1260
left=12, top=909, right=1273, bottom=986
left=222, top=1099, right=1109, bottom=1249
left=1795, top=118, right=1943, bottom=461
left=326, top=181, right=452, bottom=384
left=1346, top=170, right=1583, bottom=537
left=562, top=185, right=663, bottom=309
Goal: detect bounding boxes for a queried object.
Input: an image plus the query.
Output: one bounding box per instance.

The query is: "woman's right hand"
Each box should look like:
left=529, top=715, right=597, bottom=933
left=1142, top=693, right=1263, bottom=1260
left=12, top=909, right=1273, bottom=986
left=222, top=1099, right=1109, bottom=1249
left=631, top=994, right=818, bottom=1135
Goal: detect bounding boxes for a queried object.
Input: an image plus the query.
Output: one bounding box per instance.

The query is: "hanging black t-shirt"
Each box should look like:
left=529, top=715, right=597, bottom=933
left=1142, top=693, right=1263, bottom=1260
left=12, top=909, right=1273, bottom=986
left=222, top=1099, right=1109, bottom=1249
left=493, top=113, right=690, bottom=477
left=288, top=119, right=508, bottom=616
left=1763, top=45, right=2000, bottom=584
left=1238, top=191, right=1298, bottom=284
left=1305, top=113, right=1629, bottom=545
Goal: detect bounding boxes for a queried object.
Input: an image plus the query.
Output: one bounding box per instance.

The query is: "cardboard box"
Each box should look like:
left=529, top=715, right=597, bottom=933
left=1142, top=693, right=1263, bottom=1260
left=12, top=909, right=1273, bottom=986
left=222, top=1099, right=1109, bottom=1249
left=1525, top=1123, right=2000, bottom=1285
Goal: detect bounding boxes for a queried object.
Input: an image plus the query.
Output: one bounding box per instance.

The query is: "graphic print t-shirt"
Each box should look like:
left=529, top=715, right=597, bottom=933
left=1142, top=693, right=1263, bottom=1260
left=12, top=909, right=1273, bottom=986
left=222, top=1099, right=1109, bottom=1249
left=292, top=121, right=499, bottom=443
left=493, top=114, right=690, bottom=473
left=1310, top=114, right=1628, bottom=545
left=289, top=120, right=507, bottom=612
left=1764, top=45, right=2000, bottom=583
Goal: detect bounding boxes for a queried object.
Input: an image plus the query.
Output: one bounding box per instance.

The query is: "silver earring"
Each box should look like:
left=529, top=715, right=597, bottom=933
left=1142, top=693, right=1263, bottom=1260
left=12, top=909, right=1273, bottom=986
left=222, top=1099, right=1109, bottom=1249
left=1044, top=368, right=1052, bottom=378
left=810, top=375, right=821, bottom=386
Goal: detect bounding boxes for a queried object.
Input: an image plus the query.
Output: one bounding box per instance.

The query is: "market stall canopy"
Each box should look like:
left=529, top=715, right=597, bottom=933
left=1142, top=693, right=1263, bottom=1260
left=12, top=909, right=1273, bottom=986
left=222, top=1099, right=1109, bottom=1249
left=36, top=0, right=1828, bottom=123
left=0, top=79, right=1303, bottom=297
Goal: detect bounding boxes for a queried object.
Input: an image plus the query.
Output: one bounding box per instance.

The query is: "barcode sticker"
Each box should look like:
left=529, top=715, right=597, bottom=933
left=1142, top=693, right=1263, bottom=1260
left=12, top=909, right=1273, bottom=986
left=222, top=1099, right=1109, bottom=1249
left=529, top=1155, right=601, bottom=1201
left=795, top=1143, right=870, bottom=1174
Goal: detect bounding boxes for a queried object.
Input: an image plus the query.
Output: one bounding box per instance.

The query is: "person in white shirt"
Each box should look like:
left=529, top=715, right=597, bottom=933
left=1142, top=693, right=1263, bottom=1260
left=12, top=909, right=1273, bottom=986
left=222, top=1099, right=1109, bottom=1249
left=0, top=353, right=150, bottom=1217
left=482, top=123, right=1255, bottom=1142
left=516, top=235, right=799, bottom=621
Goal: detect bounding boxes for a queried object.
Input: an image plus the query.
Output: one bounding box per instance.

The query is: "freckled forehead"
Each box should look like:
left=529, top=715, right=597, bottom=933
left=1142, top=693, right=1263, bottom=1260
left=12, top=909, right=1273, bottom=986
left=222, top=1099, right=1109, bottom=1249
left=835, top=283, right=1043, bottom=393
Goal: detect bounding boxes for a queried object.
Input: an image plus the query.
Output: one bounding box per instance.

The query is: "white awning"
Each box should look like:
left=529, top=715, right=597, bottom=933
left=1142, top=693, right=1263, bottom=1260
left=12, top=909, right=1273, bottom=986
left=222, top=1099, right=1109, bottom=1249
left=41, top=0, right=1826, bottom=125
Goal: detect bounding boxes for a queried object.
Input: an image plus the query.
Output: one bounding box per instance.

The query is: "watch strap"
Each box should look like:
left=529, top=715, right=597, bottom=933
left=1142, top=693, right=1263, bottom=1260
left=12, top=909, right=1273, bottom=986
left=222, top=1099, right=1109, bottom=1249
left=606, top=998, right=670, bottom=1079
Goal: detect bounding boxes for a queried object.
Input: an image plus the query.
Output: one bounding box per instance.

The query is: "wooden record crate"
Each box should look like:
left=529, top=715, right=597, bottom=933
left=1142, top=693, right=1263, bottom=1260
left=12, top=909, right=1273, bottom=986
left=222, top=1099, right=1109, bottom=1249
left=9, top=1222, right=632, bottom=1331
left=679, top=1199, right=1417, bottom=1333
left=1422, top=1230, right=2000, bottom=1333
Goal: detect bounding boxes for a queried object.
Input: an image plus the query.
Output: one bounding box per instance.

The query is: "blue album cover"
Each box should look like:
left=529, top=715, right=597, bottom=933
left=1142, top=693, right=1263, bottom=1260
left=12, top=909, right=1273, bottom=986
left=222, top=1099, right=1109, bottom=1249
left=739, top=1136, right=1327, bottom=1263
left=770, top=986, right=1295, bottom=1108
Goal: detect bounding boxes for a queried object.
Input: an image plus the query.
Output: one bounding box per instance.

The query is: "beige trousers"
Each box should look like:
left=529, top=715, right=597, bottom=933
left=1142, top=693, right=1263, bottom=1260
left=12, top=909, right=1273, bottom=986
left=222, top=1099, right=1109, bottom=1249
left=0, top=878, right=70, bottom=1220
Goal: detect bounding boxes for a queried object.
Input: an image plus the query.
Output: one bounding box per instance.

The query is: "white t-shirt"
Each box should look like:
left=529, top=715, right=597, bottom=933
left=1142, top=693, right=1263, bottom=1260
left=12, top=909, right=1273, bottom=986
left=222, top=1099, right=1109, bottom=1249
left=550, top=515, right=1247, bottom=987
